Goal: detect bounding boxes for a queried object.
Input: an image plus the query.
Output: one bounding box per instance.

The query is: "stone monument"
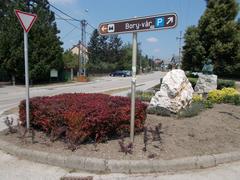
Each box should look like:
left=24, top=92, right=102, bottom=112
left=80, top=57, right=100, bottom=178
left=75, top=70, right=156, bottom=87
left=195, top=59, right=218, bottom=93
left=150, top=69, right=194, bottom=113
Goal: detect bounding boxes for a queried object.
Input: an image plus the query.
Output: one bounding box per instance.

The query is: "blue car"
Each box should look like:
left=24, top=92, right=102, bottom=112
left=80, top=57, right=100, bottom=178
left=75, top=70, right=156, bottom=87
left=109, top=70, right=131, bottom=77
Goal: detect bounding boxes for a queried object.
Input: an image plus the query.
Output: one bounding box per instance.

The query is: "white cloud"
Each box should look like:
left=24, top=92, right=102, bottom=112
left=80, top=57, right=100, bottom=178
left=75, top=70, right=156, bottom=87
left=154, top=48, right=160, bottom=53
left=49, top=0, right=77, bottom=5
left=146, top=37, right=158, bottom=43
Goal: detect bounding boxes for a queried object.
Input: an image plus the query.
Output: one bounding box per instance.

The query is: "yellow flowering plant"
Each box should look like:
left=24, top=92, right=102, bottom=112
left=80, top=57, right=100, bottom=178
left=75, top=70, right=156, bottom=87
left=208, top=88, right=239, bottom=104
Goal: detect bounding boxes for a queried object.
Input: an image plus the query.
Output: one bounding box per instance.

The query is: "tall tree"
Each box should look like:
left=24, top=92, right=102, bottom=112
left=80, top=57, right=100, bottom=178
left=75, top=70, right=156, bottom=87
left=0, top=1, right=25, bottom=83
left=87, top=29, right=109, bottom=73
left=29, top=0, right=63, bottom=83
left=108, top=35, right=123, bottom=63
left=118, top=43, right=132, bottom=70
left=182, top=26, right=206, bottom=71
left=0, top=0, right=63, bottom=83
left=182, top=0, right=240, bottom=77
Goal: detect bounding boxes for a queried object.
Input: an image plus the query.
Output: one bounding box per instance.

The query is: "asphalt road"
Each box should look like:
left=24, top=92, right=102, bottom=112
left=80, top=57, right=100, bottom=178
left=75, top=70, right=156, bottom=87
left=0, top=71, right=164, bottom=114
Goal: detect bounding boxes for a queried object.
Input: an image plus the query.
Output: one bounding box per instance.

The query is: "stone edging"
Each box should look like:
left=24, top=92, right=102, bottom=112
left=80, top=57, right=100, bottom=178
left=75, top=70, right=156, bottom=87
left=0, top=138, right=240, bottom=174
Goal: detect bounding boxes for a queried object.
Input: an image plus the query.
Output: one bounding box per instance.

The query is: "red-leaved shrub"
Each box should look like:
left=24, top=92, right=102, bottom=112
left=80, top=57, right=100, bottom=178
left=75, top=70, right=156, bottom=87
left=19, top=93, right=147, bottom=144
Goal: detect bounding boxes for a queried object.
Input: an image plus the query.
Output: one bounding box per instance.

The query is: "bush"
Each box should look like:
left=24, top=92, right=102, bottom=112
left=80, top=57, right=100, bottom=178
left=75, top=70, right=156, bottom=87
left=188, top=78, right=197, bottom=89
left=178, top=102, right=205, bottom=118
left=208, top=88, right=239, bottom=104
left=152, top=84, right=161, bottom=91
left=19, top=93, right=147, bottom=144
left=192, top=95, right=214, bottom=109
left=146, top=106, right=171, bottom=116
left=192, top=94, right=203, bottom=103
left=146, top=106, right=157, bottom=114
left=203, top=100, right=214, bottom=108
left=223, top=94, right=240, bottom=106
left=128, top=91, right=154, bottom=102
left=217, top=79, right=236, bottom=90
left=155, top=106, right=171, bottom=116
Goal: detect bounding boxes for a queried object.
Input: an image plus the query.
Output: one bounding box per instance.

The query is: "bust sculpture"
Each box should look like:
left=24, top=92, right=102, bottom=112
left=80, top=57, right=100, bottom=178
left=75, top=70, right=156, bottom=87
left=202, top=59, right=214, bottom=75
left=195, top=58, right=217, bottom=93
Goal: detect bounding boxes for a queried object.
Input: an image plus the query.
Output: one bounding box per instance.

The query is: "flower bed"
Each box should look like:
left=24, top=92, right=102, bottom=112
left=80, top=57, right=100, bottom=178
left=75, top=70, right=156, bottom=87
left=19, top=93, right=147, bottom=144
left=208, top=88, right=240, bottom=105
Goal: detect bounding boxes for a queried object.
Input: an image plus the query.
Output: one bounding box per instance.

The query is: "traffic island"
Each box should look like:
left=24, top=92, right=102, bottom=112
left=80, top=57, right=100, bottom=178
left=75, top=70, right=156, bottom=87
left=0, top=137, right=240, bottom=173
left=0, top=104, right=240, bottom=173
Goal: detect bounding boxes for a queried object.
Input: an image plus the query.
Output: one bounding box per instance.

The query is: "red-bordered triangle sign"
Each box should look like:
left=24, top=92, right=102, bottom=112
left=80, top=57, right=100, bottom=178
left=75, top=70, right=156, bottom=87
left=15, top=10, right=37, bottom=33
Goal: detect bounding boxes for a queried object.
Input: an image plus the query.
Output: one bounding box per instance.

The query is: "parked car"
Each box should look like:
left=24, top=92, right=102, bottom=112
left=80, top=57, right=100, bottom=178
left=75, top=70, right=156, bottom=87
left=122, top=70, right=132, bottom=76
left=109, top=70, right=131, bottom=77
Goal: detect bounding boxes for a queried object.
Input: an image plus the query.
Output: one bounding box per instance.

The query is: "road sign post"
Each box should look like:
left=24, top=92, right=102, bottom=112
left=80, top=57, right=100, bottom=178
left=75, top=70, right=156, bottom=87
left=99, top=13, right=177, bottom=142
left=130, top=32, right=137, bottom=142
left=15, top=10, right=37, bottom=129
left=24, top=31, right=30, bottom=129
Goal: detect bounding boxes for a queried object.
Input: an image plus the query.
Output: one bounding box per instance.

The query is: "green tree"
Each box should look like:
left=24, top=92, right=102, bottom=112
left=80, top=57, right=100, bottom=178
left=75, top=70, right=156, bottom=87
left=182, top=26, right=206, bottom=71
left=87, top=29, right=109, bottom=73
left=108, top=35, right=123, bottom=63
left=87, top=29, right=152, bottom=74
left=182, top=0, right=240, bottom=77
left=88, top=30, right=123, bottom=73
left=118, top=43, right=132, bottom=70
left=63, top=50, right=78, bottom=69
left=0, top=0, right=63, bottom=83
left=0, top=1, right=25, bottom=83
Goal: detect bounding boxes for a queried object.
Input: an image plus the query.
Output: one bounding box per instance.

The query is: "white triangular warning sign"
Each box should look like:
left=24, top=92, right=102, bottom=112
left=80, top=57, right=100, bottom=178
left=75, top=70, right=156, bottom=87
left=15, top=10, right=37, bottom=33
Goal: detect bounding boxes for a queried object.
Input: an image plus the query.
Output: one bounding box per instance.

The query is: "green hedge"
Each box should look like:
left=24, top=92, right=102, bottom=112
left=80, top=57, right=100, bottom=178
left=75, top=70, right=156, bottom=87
left=217, top=79, right=236, bottom=89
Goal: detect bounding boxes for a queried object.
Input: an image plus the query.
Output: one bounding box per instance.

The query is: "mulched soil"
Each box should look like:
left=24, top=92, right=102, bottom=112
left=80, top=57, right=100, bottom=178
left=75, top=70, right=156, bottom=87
left=0, top=104, right=240, bottom=160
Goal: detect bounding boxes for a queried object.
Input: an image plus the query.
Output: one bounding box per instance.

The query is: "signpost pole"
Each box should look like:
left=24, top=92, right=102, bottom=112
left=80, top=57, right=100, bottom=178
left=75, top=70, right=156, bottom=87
left=24, top=31, right=30, bottom=129
left=15, top=9, right=37, bottom=130
left=130, top=32, right=137, bottom=142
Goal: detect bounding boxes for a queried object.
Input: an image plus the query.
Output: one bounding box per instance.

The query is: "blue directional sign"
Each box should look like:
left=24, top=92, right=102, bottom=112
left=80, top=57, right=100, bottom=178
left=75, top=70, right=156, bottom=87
left=99, top=13, right=177, bottom=35
left=155, top=17, right=165, bottom=28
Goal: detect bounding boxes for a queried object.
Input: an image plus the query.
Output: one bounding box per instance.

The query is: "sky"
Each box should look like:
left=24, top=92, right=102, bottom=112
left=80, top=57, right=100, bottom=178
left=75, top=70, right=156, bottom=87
left=48, top=0, right=240, bottom=61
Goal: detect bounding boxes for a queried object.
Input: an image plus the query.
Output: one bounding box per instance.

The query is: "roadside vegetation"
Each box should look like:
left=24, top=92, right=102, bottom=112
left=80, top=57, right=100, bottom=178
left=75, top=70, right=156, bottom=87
left=182, top=0, right=240, bottom=79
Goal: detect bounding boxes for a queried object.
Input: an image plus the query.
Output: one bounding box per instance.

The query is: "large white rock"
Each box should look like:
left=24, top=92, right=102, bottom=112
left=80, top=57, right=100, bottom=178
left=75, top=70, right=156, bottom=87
left=150, top=69, right=194, bottom=113
left=194, top=74, right=217, bottom=93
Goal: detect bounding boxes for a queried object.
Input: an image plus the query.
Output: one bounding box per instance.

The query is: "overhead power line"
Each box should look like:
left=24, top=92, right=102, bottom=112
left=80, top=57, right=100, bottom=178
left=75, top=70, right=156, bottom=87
left=49, top=2, right=95, bottom=77
left=55, top=13, right=93, bottom=37
left=49, top=3, right=81, bottom=22
left=55, top=17, right=79, bottom=21
left=87, top=22, right=96, bottom=30
left=54, top=12, right=80, bottom=29
left=62, top=27, right=78, bottom=39
left=49, top=3, right=96, bottom=32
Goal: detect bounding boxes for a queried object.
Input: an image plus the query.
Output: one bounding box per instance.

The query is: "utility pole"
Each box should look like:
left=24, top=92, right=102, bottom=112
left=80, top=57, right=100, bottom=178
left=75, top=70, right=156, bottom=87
left=77, top=40, right=81, bottom=77
left=176, top=31, right=183, bottom=67
left=80, top=19, right=87, bottom=76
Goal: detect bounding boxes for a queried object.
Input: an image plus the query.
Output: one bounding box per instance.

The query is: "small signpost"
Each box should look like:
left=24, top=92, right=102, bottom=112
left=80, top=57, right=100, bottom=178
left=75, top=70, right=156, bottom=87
left=15, top=10, right=37, bottom=129
left=99, top=13, right=177, bottom=143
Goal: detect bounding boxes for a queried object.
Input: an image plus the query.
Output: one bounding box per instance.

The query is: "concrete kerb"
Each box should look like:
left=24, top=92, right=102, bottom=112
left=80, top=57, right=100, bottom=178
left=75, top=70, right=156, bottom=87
left=0, top=138, right=240, bottom=174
